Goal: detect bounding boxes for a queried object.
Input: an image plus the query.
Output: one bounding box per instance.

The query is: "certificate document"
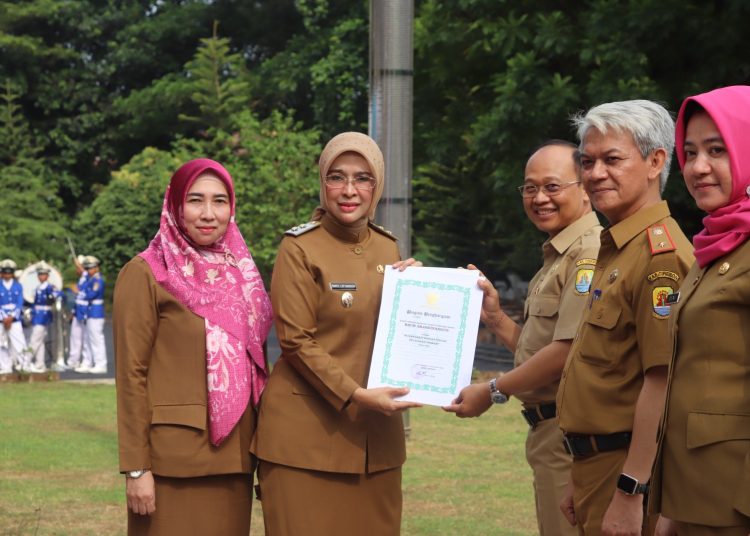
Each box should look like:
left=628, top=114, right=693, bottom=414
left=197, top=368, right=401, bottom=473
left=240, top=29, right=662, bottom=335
left=367, top=267, right=483, bottom=406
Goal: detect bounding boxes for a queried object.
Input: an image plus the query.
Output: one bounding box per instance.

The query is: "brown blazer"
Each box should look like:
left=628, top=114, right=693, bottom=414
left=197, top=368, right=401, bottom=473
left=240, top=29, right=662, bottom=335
left=114, top=257, right=254, bottom=478
left=650, top=239, right=750, bottom=526
left=252, top=215, right=405, bottom=474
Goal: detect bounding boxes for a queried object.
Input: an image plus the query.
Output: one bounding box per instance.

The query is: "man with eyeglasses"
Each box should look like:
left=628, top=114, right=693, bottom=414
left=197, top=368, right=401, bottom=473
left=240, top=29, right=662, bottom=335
left=555, top=101, right=693, bottom=535
left=444, top=139, right=601, bottom=535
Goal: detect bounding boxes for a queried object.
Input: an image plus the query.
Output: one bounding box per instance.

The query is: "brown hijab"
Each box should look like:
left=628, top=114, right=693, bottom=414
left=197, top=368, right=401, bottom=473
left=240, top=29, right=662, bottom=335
left=313, top=132, right=385, bottom=222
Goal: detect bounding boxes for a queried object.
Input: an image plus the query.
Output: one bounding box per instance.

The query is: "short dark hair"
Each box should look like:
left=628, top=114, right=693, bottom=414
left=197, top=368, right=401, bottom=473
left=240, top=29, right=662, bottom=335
left=528, top=139, right=580, bottom=172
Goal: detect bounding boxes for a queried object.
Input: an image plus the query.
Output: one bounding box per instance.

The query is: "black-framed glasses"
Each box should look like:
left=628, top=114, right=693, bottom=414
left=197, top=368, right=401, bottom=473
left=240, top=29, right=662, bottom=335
left=324, top=174, right=376, bottom=191
left=517, top=180, right=581, bottom=198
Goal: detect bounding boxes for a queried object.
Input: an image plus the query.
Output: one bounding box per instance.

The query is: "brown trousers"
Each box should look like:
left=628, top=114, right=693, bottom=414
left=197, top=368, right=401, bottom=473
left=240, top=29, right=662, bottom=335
left=571, top=449, right=656, bottom=536
left=127, top=473, right=253, bottom=536
left=525, top=418, right=578, bottom=535
left=257, top=460, right=402, bottom=536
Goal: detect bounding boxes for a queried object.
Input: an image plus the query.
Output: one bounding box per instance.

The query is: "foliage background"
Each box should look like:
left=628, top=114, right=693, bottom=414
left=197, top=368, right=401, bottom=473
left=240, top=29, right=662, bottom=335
left=1, top=0, right=749, bottom=284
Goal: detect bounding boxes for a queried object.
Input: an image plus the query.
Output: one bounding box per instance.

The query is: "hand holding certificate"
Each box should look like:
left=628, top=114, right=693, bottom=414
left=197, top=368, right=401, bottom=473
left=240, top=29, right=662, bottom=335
left=367, top=267, right=483, bottom=406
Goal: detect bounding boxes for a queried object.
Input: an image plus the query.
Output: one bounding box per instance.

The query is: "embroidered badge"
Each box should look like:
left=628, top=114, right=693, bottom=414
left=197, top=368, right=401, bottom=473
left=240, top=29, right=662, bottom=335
left=575, top=269, right=594, bottom=294
left=647, top=271, right=679, bottom=283
left=576, top=258, right=597, bottom=267
left=652, top=286, right=674, bottom=317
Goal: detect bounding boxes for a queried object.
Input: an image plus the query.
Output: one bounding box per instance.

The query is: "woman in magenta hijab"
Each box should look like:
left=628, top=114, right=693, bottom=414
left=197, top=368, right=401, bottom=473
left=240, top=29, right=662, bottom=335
left=650, top=86, right=750, bottom=535
left=114, top=159, right=273, bottom=535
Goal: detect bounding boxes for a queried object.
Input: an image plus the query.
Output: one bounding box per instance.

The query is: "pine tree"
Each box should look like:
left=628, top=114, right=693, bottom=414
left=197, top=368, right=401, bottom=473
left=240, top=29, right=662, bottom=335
left=179, top=21, right=251, bottom=132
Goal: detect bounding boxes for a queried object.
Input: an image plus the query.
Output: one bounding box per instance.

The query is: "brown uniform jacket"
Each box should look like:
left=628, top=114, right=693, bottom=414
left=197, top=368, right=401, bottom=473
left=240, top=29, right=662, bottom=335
left=650, top=239, right=750, bottom=526
left=114, top=257, right=254, bottom=477
left=515, top=211, right=602, bottom=404
left=557, top=201, right=694, bottom=435
left=252, top=214, right=405, bottom=474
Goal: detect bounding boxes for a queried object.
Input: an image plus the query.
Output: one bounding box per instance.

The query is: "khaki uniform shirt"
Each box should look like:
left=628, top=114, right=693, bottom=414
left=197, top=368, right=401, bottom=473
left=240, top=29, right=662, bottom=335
left=515, top=211, right=602, bottom=404
left=650, top=239, right=750, bottom=525
left=114, top=257, right=254, bottom=477
left=557, top=201, right=694, bottom=435
left=252, top=214, right=405, bottom=474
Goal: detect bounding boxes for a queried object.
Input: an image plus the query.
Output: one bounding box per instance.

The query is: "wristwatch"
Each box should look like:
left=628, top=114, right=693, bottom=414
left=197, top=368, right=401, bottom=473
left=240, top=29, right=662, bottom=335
left=125, top=469, right=149, bottom=479
left=616, top=473, right=649, bottom=495
left=489, top=378, right=509, bottom=404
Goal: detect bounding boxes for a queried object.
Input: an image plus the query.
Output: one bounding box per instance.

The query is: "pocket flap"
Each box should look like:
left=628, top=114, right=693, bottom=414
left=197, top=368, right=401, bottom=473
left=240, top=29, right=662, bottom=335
left=527, top=296, right=559, bottom=318
left=687, top=412, right=750, bottom=449
left=586, top=302, right=621, bottom=330
left=151, top=404, right=206, bottom=431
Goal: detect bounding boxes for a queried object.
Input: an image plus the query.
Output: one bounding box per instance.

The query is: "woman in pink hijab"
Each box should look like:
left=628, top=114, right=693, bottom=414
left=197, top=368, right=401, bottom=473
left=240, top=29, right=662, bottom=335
left=651, top=86, right=750, bottom=535
left=113, top=159, right=272, bottom=535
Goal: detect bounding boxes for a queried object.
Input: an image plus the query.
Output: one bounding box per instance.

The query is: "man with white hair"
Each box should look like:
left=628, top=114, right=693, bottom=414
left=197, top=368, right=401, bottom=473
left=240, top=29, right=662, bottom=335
left=556, top=100, right=694, bottom=534
left=27, top=262, right=61, bottom=372
left=0, top=259, right=28, bottom=373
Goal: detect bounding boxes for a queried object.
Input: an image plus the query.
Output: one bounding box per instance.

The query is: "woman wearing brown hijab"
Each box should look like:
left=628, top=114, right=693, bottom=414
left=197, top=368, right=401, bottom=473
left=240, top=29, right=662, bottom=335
left=252, top=132, right=421, bottom=535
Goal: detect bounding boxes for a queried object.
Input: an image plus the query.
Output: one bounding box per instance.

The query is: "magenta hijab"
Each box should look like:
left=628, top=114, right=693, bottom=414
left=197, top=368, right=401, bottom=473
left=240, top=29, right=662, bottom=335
left=675, top=85, right=750, bottom=268
left=140, top=159, right=273, bottom=446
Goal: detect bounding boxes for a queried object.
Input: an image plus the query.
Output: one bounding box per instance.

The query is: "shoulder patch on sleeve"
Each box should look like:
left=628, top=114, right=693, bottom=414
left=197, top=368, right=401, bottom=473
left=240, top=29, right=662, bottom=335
left=285, top=221, right=321, bottom=237
left=368, top=222, right=398, bottom=241
left=647, top=224, right=676, bottom=255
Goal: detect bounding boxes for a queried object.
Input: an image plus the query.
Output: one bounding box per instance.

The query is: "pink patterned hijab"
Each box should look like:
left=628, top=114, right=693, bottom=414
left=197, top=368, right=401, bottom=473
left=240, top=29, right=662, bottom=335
left=675, top=85, right=750, bottom=268
left=140, top=159, right=273, bottom=446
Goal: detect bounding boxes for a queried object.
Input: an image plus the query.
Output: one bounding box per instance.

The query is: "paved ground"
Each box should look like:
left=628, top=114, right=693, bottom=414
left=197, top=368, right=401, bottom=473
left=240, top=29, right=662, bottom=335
left=46, top=318, right=512, bottom=383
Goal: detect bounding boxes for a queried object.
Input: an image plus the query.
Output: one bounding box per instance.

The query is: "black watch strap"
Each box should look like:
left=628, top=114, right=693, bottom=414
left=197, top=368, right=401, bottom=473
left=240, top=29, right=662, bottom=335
left=616, top=473, right=649, bottom=495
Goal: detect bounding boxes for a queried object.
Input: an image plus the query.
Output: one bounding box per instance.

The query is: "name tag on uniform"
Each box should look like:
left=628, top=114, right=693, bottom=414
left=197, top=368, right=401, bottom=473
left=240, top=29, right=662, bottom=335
left=665, top=292, right=680, bottom=305
left=330, top=282, right=357, bottom=291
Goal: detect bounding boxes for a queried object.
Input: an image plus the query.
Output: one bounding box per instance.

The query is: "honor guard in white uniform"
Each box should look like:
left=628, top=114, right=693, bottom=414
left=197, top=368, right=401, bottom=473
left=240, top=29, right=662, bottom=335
left=68, top=255, right=91, bottom=370
left=0, top=259, right=29, bottom=373
left=77, top=256, right=107, bottom=374
left=27, top=262, right=61, bottom=372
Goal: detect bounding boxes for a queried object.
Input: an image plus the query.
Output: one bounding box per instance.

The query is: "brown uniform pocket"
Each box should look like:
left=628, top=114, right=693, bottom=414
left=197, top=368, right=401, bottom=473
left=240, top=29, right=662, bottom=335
left=686, top=411, right=750, bottom=449
left=578, top=302, right=621, bottom=368
left=151, top=404, right=207, bottom=431
left=527, top=296, right=559, bottom=318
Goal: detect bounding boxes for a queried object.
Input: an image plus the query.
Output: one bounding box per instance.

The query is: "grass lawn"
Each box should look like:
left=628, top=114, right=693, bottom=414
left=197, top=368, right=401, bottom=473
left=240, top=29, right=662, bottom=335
left=0, top=382, right=537, bottom=535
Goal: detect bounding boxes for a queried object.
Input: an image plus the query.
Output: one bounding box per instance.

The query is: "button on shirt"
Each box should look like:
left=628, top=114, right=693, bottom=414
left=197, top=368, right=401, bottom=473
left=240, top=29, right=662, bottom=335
left=557, top=201, right=694, bottom=435
left=514, top=211, right=602, bottom=404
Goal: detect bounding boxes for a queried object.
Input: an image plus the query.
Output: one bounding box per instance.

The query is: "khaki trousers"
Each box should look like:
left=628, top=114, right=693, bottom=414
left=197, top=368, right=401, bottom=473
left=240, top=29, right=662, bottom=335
left=571, top=448, right=656, bottom=536
left=525, top=418, right=577, bottom=535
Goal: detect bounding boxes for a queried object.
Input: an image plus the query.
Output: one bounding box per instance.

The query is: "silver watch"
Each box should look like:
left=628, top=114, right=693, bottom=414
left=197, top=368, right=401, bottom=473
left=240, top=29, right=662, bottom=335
left=126, top=469, right=149, bottom=479
left=489, top=378, right=508, bottom=404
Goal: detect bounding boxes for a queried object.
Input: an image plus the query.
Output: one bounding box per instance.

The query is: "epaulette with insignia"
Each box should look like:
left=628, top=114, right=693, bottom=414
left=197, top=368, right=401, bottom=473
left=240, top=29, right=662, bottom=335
left=647, top=224, right=676, bottom=255
left=285, top=221, right=321, bottom=237
left=368, top=222, right=398, bottom=241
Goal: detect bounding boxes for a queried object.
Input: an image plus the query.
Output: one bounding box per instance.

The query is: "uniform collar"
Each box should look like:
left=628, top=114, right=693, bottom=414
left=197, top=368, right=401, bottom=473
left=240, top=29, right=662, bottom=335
left=608, top=200, right=671, bottom=249
left=38, top=281, right=49, bottom=290
left=546, top=211, right=601, bottom=255
left=2, top=279, right=12, bottom=290
left=320, top=212, right=369, bottom=243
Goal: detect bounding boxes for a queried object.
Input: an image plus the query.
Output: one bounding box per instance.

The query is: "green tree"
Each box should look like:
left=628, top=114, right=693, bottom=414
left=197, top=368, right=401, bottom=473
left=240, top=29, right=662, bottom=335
left=0, top=160, right=69, bottom=267
left=412, top=0, right=750, bottom=280
left=0, top=78, right=39, bottom=165
left=179, top=21, right=252, bottom=132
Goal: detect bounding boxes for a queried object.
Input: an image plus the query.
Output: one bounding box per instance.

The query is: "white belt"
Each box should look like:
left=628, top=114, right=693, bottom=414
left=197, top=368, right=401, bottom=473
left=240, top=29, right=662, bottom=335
left=90, top=300, right=104, bottom=305
left=75, top=300, right=87, bottom=305
left=35, top=305, right=53, bottom=311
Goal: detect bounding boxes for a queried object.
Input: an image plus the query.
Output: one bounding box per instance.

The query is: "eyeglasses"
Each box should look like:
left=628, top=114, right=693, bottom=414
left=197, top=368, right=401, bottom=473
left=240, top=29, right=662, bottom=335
left=517, top=180, right=581, bottom=198
left=324, top=174, right=376, bottom=191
